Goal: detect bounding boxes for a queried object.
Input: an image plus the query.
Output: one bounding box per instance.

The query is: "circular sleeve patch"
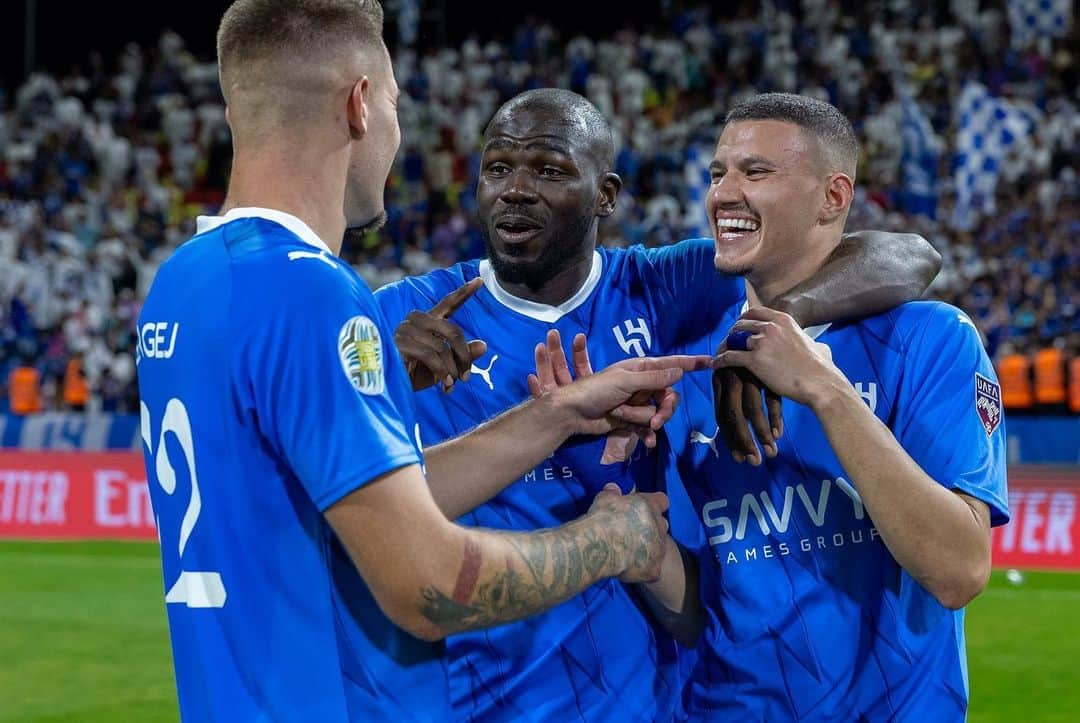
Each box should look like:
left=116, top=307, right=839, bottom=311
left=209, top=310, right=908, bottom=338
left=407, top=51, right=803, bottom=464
left=338, top=316, right=384, bottom=395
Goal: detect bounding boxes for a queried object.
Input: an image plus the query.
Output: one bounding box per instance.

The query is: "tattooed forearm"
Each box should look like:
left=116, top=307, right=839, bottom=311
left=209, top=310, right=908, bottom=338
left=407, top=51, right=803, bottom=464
left=581, top=528, right=611, bottom=578
left=418, top=515, right=623, bottom=634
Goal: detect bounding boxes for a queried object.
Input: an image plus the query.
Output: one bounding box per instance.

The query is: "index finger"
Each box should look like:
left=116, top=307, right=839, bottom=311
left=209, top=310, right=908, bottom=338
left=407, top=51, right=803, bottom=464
left=430, top=277, right=483, bottom=319
left=621, top=366, right=685, bottom=391
left=638, top=354, right=713, bottom=373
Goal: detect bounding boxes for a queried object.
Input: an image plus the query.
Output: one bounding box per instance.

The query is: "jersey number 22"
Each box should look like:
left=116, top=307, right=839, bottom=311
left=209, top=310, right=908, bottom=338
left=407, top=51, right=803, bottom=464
left=141, top=398, right=227, bottom=608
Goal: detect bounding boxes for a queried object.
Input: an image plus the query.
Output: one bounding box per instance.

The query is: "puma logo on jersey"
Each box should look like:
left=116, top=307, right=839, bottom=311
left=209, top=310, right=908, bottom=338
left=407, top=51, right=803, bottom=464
left=613, top=318, right=652, bottom=358
left=471, top=354, right=498, bottom=390
left=691, top=429, right=720, bottom=458
left=288, top=250, right=337, bottom=269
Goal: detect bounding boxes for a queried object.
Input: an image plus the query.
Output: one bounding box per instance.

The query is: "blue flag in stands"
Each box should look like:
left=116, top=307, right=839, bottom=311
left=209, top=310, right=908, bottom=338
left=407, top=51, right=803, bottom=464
left=952, top=82, right=1039, bottom=230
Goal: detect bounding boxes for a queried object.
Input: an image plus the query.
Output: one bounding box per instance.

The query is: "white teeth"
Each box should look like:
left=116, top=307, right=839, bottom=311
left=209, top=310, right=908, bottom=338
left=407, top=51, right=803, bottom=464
left=716, top=218, right=759, bottom=232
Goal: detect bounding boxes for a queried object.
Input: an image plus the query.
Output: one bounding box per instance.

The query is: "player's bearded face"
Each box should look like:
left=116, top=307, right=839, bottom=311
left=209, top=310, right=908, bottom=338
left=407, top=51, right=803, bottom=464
left=707, top=121, right=825, bottom=280
left=477, top=123, right=600, bottom=289
left=480, top=204, right=593, bottom=289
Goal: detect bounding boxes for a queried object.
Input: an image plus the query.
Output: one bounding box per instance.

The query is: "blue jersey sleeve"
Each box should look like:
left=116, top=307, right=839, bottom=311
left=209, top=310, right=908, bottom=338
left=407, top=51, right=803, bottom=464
left=892, top=305, right=1009, bottom=526
left=644, top=238, right=744, bottom=346
left=246, top=261, right=420, bottom=512
left=374, top=264, right=477, bottom=328
left=371, top=276, right=420, bottom=328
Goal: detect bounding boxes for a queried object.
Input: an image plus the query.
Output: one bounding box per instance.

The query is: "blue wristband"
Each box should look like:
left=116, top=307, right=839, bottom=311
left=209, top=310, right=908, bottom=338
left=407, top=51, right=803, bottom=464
left=725, top=329, right=752, bottom=351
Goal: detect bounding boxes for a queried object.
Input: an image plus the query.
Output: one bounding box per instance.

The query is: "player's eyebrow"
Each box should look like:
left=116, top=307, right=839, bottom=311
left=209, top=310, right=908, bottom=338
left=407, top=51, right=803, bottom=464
left=709, top=155, right=778, bottom=172
left=737, top=154, right=777, bottom=168
left=484, top=137, right=572, bottom=156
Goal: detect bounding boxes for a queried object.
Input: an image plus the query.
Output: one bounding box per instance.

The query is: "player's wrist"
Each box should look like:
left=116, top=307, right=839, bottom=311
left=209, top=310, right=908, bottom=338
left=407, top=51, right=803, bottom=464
left=536, top=386, right=581, bottom=441
left=806, top=375, right=862, bottom=416
left=581, top=508, right=633, bottom=578
left=640, top=535, right=679, bottom=594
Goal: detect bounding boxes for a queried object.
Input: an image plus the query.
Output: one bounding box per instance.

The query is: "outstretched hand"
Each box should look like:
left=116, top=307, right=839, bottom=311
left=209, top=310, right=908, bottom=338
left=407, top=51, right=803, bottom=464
left=527, top=330, right=710, bottom=462
left=394, top=278, right=488, bottom=392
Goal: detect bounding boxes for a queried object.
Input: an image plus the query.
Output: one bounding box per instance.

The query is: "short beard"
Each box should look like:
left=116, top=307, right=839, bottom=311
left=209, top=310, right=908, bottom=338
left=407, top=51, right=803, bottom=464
left=484, top=238, right=568, bottom=289
left=481, top=212, right=594, bottom=291
left=347, top=211, right=387, bottom=236
left=343, top=211, right=388, bottom=251
left=719, top=266, right=752, bottom=277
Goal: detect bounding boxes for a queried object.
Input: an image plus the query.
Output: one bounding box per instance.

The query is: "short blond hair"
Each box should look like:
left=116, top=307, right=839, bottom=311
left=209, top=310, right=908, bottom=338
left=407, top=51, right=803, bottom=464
left=216, top=0, right=387, bottom=139
left=217, top=0, right=384, bottom=94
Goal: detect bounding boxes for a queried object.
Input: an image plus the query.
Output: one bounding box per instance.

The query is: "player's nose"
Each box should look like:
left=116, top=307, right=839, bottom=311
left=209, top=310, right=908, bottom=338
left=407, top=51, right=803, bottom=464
left=708, top=172, right=744, bottom=206
left=500, top=167, right=540, bottom=204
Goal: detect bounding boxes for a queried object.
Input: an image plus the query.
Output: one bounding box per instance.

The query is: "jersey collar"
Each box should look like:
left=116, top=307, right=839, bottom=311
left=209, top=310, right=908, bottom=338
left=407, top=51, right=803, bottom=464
left=195, top=207, right=332, bottom=254
left=738, top=300, right=831, bottom=339
left=478, top=251, right=603, bottom=323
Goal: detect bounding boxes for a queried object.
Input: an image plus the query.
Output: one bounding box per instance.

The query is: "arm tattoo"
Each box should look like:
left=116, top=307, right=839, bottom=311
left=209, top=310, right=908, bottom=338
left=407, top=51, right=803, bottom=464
left=418, top=512, right=648, bottom=635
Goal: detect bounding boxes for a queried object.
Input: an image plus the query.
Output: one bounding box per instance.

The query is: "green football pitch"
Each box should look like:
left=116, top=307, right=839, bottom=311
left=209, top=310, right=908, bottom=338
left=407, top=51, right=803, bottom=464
left=1, top=541, right=1078, bottom=722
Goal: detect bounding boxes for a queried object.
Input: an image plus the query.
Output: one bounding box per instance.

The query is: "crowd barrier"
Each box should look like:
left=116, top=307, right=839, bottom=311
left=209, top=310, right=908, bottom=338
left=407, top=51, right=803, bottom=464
left=0, top=413, right=140, bottom=451
left=0, top=452, right=154, bottom=540
left=1005, top=416, right=1080, bottom=465
left=0, top=451, right=1077, bottom=571
left=991, top=467, right=1079, bottom=571
left=3, top=414, right=1078, bottom=464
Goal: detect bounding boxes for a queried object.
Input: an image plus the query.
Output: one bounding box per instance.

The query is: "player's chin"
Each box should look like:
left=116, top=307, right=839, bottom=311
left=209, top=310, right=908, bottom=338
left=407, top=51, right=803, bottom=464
left=491, top=237, right=547, bottom=265
left=713, top=247, right=756, bottom=276
left=347, top=210, right=387, bottom=236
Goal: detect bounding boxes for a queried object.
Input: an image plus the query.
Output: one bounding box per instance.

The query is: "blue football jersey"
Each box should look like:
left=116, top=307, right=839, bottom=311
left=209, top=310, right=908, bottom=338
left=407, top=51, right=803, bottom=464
left=376, top=240, right=739, bottom=722
left=664, top=298, right=1009, bottom=722
left=137, top=208, right=449, bottom=721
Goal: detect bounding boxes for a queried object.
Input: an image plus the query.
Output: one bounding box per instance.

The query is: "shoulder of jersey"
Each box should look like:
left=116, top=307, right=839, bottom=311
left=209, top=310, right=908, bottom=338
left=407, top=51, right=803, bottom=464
left=225, top=221, right=345, bottom=271
left=374, top=258, right=482, bottom=302
left=682, top=236, right=716, bottom=249
left=617, top=237, right=715, bottom=270
left=858, top=300, right=982, bottom=350
left=207, top=221, right=363, bottom=296
left=153, top=227, right=226, bottom=279
left=601, top=243, right=662, bottom=285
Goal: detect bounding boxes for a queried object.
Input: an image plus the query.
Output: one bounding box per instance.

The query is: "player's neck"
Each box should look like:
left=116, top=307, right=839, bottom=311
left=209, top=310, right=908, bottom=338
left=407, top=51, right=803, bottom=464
left=746, top=233, right=840, bottom=309
left=222, top=147, right=348, bottom=256
left=496, top=248, right=595, bottom=306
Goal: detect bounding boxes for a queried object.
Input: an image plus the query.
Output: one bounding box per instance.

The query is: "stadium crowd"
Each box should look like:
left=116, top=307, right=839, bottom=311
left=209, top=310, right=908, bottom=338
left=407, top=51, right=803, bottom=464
left=0, top=0, right=1076, bottom=415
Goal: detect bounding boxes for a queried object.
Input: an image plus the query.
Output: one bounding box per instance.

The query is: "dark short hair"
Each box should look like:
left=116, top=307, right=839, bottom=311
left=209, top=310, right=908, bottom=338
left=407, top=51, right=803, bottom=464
left=486, top=89, right=615, bottom=170
left=725, top=93, right=859, bottom=178
left=217, top=0, right=384, bottom=88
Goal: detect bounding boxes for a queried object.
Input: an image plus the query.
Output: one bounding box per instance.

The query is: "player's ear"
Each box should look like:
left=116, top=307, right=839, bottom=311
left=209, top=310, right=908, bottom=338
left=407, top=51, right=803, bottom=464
left=347, top=77, right=369, bottom=140
left=595, top=172, right=622, bottom=218
left=819, top=172, right=853, bottom=225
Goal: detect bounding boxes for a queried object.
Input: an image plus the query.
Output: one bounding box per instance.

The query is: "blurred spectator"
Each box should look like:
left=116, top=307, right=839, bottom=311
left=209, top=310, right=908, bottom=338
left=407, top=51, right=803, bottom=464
left=62, top=352, right=89, bottom=411
left=6, top=354, right=43, bottom=415
left=0, top=3, right=1077, bottom=414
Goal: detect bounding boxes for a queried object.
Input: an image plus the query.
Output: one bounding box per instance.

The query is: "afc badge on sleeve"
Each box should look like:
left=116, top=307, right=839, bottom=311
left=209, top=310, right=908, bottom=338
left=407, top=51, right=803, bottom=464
left=338, top=316, right=384, bottom=395
left=975, top=372, right=1002, bottom=436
